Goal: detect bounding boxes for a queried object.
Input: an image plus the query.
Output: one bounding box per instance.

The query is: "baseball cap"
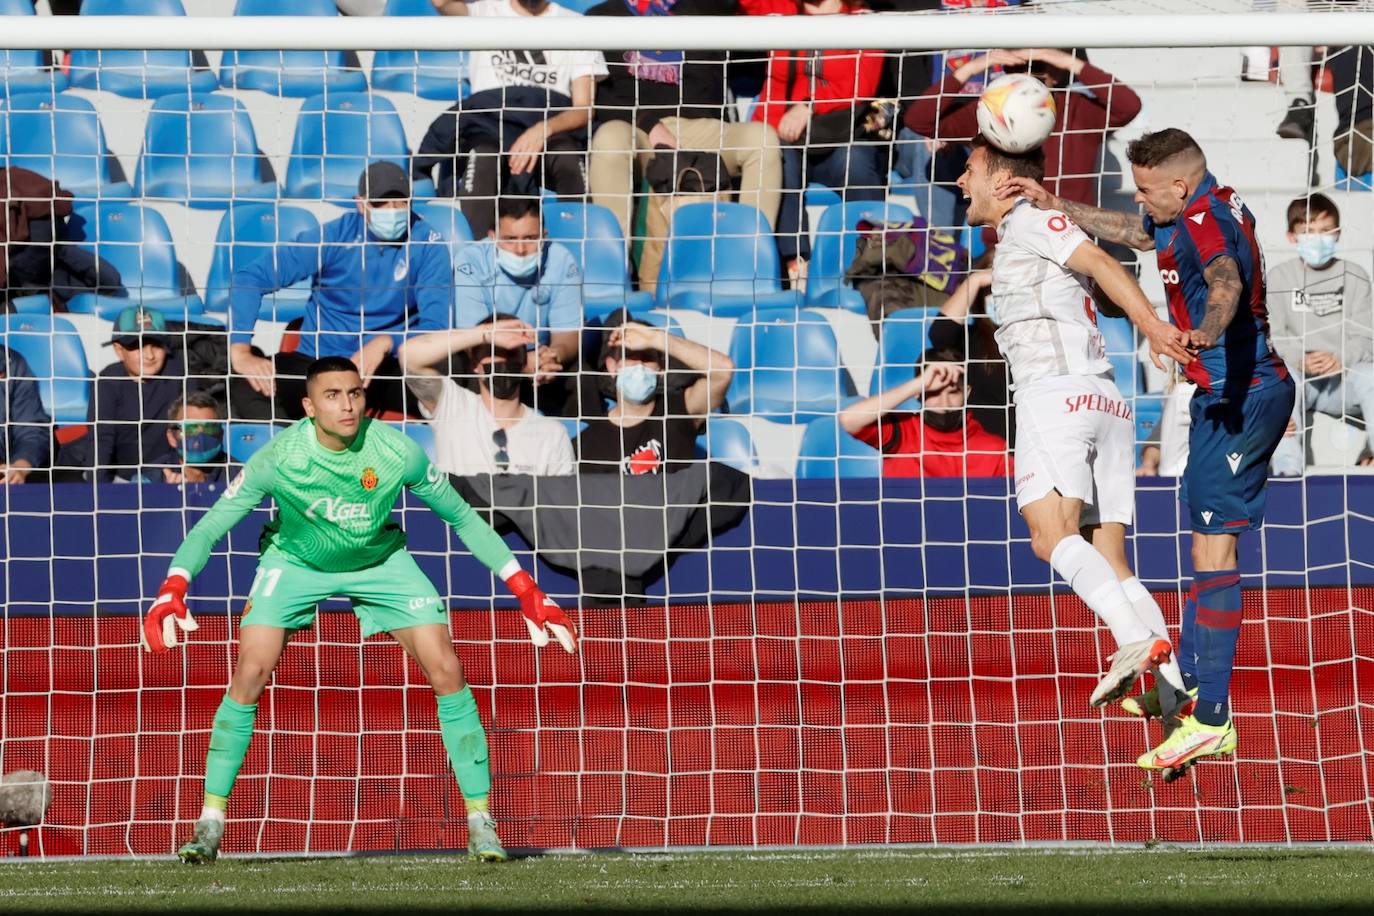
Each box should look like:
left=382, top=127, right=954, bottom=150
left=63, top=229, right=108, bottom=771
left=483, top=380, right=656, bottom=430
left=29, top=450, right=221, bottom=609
left=106, top=306, right=170, bottom=348
left=358, top=161, right=410, bottom=201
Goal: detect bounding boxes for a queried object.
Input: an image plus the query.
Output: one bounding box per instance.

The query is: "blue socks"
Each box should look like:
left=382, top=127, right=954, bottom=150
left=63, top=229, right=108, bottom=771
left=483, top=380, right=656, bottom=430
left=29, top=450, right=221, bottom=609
left=1179, top=591, right=1199, bottom=692
left=1189, top=570, right=1242, bottom=726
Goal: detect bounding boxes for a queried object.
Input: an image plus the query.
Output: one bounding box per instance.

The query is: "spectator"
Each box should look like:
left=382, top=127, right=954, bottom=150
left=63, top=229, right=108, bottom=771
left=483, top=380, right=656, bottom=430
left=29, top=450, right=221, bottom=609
left=1267, top=194, right=1374, bottom=473
left=577, top=309, right=733, bottom=474
left=923, top=260, right=1013, bottom=440
left=903, top=47, right=1141, bottom=207
left=1271, top=1, right=1319, bottom=146
left=89, top=307, right=192, bottom=482
left=397, top=314, right=576, bottom=476
left=3, top=166, right=122, bottom=310
left=228, top=162, right=450, bottom=422
left=143, top=391, right=235, bottom=486
left=585, top=0, right=782, bottom=288
left=752, top=0, right=887, bottom=285
left=417, top=0, right=608, bottom=238
left=839, top=346, right=1010, bottom=478
left=0, top=346, right=50, bottom=484
left=1327, top=45, right=1374, bottom=181
left=451, top=196, right=583, bottom=416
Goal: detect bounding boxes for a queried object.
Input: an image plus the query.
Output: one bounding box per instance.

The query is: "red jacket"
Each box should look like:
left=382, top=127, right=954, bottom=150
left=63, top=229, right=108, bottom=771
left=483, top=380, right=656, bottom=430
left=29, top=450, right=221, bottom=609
left=853, top=413, right=1012, bottom=479
left=902, top=63, right=1142, bottom=205
left=752, top=35, right=885, bottom=129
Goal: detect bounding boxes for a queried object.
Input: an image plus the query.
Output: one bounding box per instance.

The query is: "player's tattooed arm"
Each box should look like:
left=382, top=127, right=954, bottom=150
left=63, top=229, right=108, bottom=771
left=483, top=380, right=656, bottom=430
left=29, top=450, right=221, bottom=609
left=995, top=177, right=1155, bottom=250
left=1192, top=256, right=1243, bottom=347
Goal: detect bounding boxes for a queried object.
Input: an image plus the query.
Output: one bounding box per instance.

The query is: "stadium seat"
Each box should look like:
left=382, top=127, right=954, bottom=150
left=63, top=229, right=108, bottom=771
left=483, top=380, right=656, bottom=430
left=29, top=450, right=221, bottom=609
left=218, top=0, right=368, bottom=98
left=807, top=200, right=916, bottom=313
left=63, top=202, right=204, bottom=318
left=874, top=306, right=941, bottom=403
left=283, top=93, right=410, bottom=201
left=1098, top=315, right=1141, bottom=398
left=2, top=314, right=91, bottom=425
left=1335, top=161, right=1373, bottom=192
left=205, top=203, right=321, bottom=320
left=134, top=92, right=277, bottom=207
left=1134, top=394, right=1164, bottom=461
left=656, top=202, right=800, bottom=318
left=9, top=295, right=51, bottom=315
left=542, top=201, right=654, bottom=321
left=67, top=0, right=218, bottom=99
left=695, top=417, right=756, bottom=474
left=374, top=0, right=468, bottom=101
left=0, top=93, right=132, bottom=198
left=726, top=308, right=855, bottom=421
left=0, top=0, right=68, bottom=97
left=795, top=415, right=882, bottom=479
left=803, top=183, right=843, bottom=209
left=413, top=200, right=473, bottom=258
left=225, top=422, right=280, bottom=463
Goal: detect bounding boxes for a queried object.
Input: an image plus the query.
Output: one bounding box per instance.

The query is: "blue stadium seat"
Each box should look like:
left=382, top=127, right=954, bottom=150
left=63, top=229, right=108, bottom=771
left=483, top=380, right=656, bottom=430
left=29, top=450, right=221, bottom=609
left=374, top=0, right=468, bottom=101
left=561, top=418, right=587, bottom=442
left=695, top=417, right=756, bottom=474
left=1133, top=394, right=1164, bottom=461
left=726, top=308, right=855, bottom=421
left=0, top=93, right=132, bottom=198
left=2, top=314, right=91, bottom=424
left=413, top=200, right=473, bottom=260
left=1098, top=315, right=1141, bottom=397
left=0, top=0, right=68, bottom=97
left=67, top=0, right=218, bottom=99
left=795, top=415, right=882, bottom=479
left=1335, top=161, right=1373, bottom=192
left=9, top=295, right=51, bottom=315
left=803, top=183, right=843, bottom=209
left=63, top=202, right=204, bottom=317
left=389, top=421, right=437, bottom=462
left=656, top=202, right=800, bottom=318
left=807, top=200, right=916, bottom=313
left=218, top=0, right=368, bottom=98
left=875, top=306, right=941, bottom=404
left=283, top=93, right=410, bottom=201
left=205, top=203, right=320, bottom=320
left=543, top=201, right=653, bottom=320
left=134, top=92, right=276, bottom=207
left=225, top=422, right=280, bottom=463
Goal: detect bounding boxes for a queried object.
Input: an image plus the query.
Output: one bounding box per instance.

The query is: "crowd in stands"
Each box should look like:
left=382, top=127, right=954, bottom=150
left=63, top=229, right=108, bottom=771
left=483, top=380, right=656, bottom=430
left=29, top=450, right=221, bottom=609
left=2, top=0, right=1372, bottom=487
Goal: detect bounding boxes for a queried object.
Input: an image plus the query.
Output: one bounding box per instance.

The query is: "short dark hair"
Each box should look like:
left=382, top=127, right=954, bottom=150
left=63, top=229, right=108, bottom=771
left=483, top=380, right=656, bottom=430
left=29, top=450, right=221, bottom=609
left=1287, top=193, right=1341, bottom=231
left=168, top=390, right=224, bottom=422
left=1125, top=128, right=1205, bottom=170
left=921, top=345, right=965, bottom=367
left=497, top=195, right=541, bottom=224
left=972, top=136, right=1045, bottom=183
left=305, top=356, right=360, bottom=384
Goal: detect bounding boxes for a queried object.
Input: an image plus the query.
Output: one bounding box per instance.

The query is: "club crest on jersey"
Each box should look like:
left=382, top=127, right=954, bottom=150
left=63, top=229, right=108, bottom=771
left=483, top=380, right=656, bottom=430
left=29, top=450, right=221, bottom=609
left=361, top=467, right=378, bottom=491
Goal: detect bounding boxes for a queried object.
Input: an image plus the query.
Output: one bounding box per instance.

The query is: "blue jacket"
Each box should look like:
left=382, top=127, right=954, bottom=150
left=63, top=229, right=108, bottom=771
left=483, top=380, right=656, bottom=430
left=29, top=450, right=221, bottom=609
left=1, top=347, right=51, bottom=469
left=229, top=209, right=452, bottom=359
left=452, top=240, right=584, bottom=343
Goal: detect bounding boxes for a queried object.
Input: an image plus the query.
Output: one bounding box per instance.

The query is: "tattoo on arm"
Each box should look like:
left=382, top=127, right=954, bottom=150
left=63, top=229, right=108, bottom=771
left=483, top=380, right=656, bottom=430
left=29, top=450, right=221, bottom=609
left=1199, top=256, right=1243, bottom=341
left=1055, top=199, right=1156, bottom=251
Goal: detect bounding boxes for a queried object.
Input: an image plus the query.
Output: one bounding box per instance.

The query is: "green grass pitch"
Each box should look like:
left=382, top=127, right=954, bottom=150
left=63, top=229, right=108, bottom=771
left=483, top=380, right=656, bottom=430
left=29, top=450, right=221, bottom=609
left=3, top=848, right=1374, bottom=914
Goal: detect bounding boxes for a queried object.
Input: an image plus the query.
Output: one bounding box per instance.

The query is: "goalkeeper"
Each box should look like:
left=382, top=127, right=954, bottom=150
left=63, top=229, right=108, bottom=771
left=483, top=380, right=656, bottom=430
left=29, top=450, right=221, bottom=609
left=141, top=357, right=577, bottom=864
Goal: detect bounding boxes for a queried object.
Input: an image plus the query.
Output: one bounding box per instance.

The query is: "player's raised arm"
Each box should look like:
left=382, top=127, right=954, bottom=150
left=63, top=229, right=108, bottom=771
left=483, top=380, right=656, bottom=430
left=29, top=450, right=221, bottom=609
left=142, top=448, right=277, bottom=654
left=1064, top=241, right=1194, bottom=369
left=401, top=438, right=577, bottom=653
left=997, top=176, right=1156, bottom=252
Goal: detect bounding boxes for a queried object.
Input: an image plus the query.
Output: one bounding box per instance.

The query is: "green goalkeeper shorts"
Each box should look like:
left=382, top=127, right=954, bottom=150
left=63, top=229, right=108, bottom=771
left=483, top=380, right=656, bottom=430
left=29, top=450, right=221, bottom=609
left=241, top=547, right=448, bottom=637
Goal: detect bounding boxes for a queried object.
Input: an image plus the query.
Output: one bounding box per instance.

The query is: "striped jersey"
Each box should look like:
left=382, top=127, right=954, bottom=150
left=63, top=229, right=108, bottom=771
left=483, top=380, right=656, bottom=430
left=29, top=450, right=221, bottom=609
left=1144, top=172, right=1289, bottom=395
left=991, top=198, right=1111, bottom=387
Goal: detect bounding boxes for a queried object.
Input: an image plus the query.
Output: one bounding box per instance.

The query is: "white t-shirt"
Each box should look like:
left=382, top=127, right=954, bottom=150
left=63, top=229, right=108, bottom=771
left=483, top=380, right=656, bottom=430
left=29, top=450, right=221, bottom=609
left=421, top=378, right=575, bottom=476
left=464, top=0, right=608, bottom=99
left=990, top=199, right=1112, bottom=388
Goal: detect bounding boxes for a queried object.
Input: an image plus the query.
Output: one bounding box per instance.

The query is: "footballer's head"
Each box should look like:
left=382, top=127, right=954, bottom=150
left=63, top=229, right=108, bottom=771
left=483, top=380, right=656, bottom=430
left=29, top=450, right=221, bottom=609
left=1127, top=128, right=1207, bottom=226
left=960, top=137, right=1046, bottom=227
left=303, top=356, right=365, bottom=441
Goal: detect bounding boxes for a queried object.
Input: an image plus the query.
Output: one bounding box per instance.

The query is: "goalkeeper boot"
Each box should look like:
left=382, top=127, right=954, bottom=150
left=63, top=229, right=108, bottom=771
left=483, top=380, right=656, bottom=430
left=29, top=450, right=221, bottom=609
left=177, top=817, right=224, bottom=864
left=1122, top=683, right=1198, bottom=741
left=1089, top=637, right=1173, bottom=708
left=467, top=813, right=508, bottom=863
left=1137, top=714, right=1237, bottom=783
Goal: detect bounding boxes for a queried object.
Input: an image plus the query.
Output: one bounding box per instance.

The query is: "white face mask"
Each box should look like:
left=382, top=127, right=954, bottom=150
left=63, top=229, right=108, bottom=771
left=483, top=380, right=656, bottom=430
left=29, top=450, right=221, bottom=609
left=368, top=206, right=409, bottom=241
left=615, top=362, right=659, bottom=403
left=497, top=247, right=540, bottom=278
left=1295, top=232, right=1339, bottom=268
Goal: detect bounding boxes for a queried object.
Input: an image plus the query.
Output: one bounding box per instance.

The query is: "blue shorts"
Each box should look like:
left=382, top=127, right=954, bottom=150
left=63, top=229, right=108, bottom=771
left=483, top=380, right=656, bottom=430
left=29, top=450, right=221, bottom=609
left=1180, top=378, right=1296, bottom=534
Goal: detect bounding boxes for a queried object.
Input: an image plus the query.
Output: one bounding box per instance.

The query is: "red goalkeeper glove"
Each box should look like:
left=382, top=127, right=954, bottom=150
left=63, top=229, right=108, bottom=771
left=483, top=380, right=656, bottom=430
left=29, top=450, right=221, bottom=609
left=140, top=573, right=198, bottom=653
left=505, top=570, right=577, bottom=653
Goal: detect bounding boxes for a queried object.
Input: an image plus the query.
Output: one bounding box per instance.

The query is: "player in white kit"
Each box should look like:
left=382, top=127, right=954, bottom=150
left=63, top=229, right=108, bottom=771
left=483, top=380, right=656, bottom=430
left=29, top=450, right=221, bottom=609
left=958, top=137, right=1197, bottom=709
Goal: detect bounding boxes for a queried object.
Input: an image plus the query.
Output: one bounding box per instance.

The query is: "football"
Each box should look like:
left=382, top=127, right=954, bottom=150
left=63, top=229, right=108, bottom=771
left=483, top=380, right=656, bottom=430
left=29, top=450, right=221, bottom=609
left=976, top=73, right=1057, bottom=154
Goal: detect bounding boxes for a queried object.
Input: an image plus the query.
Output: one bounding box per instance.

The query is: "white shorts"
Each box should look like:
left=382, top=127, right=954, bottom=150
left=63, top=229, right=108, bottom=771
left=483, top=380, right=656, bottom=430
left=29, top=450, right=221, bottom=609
left=1012, top=374, right=1136, bottom=526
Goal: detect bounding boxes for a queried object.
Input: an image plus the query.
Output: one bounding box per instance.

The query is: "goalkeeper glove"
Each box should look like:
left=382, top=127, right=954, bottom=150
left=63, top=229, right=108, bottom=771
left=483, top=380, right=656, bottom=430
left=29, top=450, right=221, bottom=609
left=141, top=573, right=198, bottom=653
left=505, top=570, right=577, bottom=653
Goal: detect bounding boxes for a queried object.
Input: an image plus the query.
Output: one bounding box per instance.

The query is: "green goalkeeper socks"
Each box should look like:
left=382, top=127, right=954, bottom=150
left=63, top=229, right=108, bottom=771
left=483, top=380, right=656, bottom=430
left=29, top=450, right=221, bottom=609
left=204, top=694, right=257, bottom=800
left=436, top=687, right=491, bottom=810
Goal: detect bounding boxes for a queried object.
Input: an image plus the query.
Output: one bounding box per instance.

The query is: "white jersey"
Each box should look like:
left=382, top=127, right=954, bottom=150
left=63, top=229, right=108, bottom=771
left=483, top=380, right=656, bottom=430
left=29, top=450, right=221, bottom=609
left=990, top=199, right=1112, bottom=388
left=465, top=1, right=607, bottom=99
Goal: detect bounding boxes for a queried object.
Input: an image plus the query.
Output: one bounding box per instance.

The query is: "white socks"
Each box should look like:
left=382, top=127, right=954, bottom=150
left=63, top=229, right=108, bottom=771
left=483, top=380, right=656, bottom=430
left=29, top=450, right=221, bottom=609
left=1049, top=535, right=1154, bottom=647
left=1120, top=576, right=1186, bottom=693
left=199, top=805, right=226, bottom=824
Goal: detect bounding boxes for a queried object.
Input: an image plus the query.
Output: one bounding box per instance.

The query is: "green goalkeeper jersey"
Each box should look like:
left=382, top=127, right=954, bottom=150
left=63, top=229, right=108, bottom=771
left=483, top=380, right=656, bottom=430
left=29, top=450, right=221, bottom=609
left=167, top=417, right=515, bottom=578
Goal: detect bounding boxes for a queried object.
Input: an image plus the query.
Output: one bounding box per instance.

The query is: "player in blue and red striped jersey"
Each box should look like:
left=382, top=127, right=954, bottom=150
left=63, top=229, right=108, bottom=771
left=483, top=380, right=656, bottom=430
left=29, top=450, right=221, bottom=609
left=1000, top=129, right=1296, bottom=781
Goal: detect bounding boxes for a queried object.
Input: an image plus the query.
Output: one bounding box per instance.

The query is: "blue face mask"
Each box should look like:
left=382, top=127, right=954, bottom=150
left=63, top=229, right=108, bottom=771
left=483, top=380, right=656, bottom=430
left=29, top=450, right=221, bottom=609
left=368, top=206, right=409, bottom=241
left=1296, top=232, right=1338, bottom=268
left=497, top=246, right=540, bottom=278
left=615, top=362, right=659, bottom=404
left=179, top=423, right=225, bottom=464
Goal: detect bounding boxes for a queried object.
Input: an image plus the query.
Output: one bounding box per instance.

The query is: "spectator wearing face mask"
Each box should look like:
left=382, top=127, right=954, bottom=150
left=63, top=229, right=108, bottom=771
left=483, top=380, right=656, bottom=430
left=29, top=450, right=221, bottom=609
left=143, top=391, right=236, bottom=486
left=838, top=346, right=1011, bottom=478
left=228, top=162, right=451, bottom=422
left=396, top=313, right=575, bottom=476
left=1267, top=194, right=1374, bottom=473
left=577, top=310, right=733, bottom=475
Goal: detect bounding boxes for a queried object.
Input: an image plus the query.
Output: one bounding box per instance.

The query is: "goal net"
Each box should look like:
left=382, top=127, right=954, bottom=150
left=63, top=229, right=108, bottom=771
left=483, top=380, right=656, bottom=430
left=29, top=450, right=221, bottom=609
left=2, top=0, right=1373, bottom=857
